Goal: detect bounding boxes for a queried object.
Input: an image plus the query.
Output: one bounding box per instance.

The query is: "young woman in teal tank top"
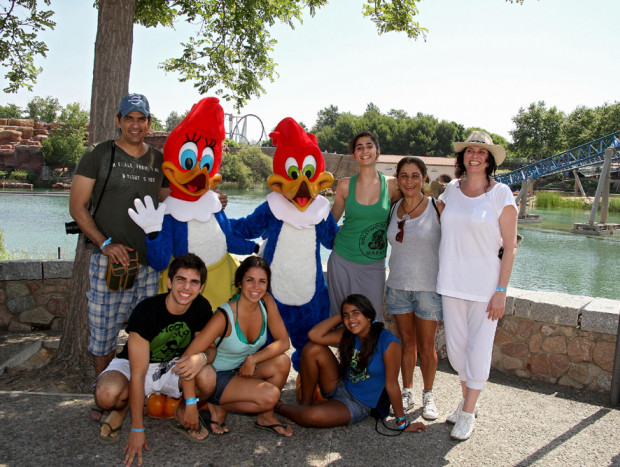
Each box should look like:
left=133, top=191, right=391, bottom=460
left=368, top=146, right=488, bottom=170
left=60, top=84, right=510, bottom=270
left=327, top=130, right=401, bottom=321
left=175, top=256, right=293, bottom=437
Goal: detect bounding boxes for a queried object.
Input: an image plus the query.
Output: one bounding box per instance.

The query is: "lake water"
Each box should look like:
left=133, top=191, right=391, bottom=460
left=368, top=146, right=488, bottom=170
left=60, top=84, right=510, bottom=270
left=1, top=190, right=618, bottom=300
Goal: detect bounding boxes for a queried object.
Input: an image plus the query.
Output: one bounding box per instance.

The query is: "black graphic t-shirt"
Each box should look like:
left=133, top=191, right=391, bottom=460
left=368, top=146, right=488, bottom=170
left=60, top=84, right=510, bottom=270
left=117, top=293, right=212, bottom=363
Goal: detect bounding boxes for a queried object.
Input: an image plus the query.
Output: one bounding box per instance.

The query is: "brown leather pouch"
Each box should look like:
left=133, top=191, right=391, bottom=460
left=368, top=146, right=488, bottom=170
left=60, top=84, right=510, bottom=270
left=106, top=251, right=140, bottom=291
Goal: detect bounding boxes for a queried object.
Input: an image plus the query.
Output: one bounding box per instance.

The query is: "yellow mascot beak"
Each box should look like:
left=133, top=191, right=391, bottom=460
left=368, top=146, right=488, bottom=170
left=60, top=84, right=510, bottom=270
left=162, top=161, right=222, bottom=198
left=267, top=171, right=334, bottom=211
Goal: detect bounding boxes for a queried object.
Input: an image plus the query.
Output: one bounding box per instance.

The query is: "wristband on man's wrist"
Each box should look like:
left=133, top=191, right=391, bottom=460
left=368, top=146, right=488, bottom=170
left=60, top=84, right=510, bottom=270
left=131, top=427, right=145, bottom=433
left=496, top=286, right=507, bottom=292
left=201, top=352, right=208, bottom=365
left=100, top=237, right=112, bottom=249
left=185, top=397, right=198, bottom=405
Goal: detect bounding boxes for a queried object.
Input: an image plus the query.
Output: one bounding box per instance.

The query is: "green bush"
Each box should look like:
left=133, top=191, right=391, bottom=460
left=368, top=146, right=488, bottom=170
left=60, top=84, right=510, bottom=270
left=220, top=147, right=273, bottom=189
left=0, top=170, right=8, bottom=179
left=10, top=170, right=30, bottom=182
left=535, top=192, right=620, bottom=212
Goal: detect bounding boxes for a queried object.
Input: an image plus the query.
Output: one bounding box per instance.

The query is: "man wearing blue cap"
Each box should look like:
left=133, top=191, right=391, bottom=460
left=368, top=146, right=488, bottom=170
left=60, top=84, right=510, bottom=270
left=70, top=94, right=170, bottom=420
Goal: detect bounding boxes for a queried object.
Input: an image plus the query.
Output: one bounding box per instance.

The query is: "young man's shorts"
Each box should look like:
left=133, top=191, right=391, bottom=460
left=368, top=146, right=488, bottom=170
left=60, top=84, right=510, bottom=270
left=325, top=380, right=371, bottom=425
left=207, top=369, right=239, bottom=405
left=385, top=287, right=443, bottom=321
left=87, top=253, right=159, bottom=356
left=100, top=357, right=182, bottom=399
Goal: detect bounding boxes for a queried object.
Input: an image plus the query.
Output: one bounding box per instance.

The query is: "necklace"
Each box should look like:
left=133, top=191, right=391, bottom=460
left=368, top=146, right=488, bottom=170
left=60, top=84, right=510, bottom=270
left=400, top=194, right=425, bottom=220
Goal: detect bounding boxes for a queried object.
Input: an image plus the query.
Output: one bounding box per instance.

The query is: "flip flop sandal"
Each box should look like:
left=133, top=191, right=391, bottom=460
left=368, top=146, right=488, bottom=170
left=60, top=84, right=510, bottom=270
left=253, top=422, right=292, bottom=437
left=171, top=418, right=209, bottom=444
left=91, top=406, right=109, bottom=422
left=99, top=421, right=122, bottom=444
left=199, top=409, right=229, bottom=435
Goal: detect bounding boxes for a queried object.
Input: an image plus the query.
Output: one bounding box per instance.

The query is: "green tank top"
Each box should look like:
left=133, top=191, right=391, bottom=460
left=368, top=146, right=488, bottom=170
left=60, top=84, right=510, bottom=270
left=333, top=173, right=390, bottom=263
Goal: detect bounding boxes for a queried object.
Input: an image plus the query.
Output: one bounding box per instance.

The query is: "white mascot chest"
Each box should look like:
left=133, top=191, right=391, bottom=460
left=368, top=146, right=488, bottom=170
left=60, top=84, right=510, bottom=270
left=270, top=223, right=316, bottom=305
left=187, top=217, right=226, bottom=266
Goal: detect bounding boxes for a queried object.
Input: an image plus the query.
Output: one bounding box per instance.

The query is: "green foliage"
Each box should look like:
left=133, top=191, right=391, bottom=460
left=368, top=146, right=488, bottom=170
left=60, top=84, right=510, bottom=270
left=41, top=102, right=88, bottom=167
left=0, top=103, right=23, bottom=118
left=535, top=192, right=620, bottom=213
left=26, top=95, right=61, bottom=122
left=0, top=0, right=55, bottom=92
left=224, top=138, right=240, bottom=148
left=165, top=110, right=188, bottom=132
left=313, top=104, right=465, bottom=156
left=10, top=169, right=35, bottom=183
left=150, top=114, right=165, bottom=131
left=156, top=0, right=425, bottom=109
left=219, top=146, right=273, bottom=189
left=509, top=101, right=565, bottom=160
left=0, top=228, right=11, bottom=261
left=0, top=170, right=8, bottom=178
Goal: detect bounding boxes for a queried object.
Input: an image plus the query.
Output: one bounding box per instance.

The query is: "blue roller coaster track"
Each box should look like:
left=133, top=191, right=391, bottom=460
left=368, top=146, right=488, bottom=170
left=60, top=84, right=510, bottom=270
left=494, top=130, right=620, bottom=187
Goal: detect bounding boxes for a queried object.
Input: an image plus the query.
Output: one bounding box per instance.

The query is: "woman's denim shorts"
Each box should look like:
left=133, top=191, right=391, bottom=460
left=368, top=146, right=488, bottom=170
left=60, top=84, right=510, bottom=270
left=325, top=380, right=371, bottom=425
left=207, top=369, right=238, bottom=405
left=385, top=287, right=443, bottom=321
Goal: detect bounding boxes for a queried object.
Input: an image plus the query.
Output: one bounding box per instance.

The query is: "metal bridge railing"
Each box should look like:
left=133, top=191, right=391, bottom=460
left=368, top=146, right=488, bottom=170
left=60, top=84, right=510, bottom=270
left=495, top=131, right=620, bottom=186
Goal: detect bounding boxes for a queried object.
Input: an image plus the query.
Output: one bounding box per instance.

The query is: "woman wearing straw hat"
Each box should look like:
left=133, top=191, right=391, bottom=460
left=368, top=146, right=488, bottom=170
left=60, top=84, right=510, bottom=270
left=436, top=131, right=518, bottom=441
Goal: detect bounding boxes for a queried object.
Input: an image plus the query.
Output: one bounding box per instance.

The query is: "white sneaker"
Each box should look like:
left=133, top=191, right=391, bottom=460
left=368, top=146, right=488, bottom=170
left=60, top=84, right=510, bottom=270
left=451, top=411, right=476, bottom=440
left=422, top=390, right=439, bottom=420
left=446, top=399, right=478, bottom=424
left=445, top=398, right=463, bottom=424
left=390, top=388, right=414, bottom=415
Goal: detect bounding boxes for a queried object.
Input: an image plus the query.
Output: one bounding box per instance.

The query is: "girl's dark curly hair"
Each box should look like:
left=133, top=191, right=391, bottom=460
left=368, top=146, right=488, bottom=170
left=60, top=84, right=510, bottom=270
left=338, top=294, right=385, bottom=378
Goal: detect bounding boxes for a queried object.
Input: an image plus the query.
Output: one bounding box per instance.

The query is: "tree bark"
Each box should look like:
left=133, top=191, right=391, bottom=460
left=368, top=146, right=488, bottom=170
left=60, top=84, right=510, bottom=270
left=52, top=0, right=136, bottom=378
left=89, top=0, right=136, bottom=145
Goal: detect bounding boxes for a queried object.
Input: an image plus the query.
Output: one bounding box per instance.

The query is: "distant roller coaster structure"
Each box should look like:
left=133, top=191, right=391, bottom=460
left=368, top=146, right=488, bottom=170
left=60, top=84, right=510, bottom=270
left=225, top=113, right=269, bottom=144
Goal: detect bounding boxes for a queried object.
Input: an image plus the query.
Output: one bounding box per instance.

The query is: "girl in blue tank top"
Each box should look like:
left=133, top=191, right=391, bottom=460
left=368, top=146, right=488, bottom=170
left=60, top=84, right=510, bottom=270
left=275, top=294, right=427, bottom=433
left=176, top=256, right=293, bottom=437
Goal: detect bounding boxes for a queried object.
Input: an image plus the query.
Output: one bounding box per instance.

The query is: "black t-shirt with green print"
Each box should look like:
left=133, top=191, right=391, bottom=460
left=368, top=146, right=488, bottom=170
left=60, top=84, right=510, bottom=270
left=117, top=293, right=212, bottom=363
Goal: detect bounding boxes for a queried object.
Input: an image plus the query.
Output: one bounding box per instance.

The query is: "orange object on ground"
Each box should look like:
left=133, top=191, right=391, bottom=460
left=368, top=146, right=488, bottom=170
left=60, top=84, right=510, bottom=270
left=295, top=374, right=327, bottom=403
left=147, top=393, right=181, bottom=419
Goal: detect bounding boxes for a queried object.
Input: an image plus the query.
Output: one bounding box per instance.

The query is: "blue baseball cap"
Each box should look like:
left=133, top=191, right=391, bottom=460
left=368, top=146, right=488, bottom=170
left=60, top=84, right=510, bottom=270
left=118, top=93, right=150, bottom=117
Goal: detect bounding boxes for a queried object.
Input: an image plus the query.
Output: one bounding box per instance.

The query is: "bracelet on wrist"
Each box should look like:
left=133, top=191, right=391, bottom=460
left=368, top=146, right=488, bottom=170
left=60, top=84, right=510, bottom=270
left=397, top=420, right=410, bottom=431
left=100, top=237, right=112, bottom=249
left=496, top=286, right=507, bottom=292
left=185, top=397, right=198, bottom=405
left=201, top=352, right=208, bottom=366
left=131, top=427, right=145, bottom=433
left=395, top=416, right=406, bottom=423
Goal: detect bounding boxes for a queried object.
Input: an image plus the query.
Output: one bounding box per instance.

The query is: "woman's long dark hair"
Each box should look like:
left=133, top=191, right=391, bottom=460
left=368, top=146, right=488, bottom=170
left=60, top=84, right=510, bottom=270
left=454, top=149, right=497, bottom=180
left=338, top=294, right=385, bottom=378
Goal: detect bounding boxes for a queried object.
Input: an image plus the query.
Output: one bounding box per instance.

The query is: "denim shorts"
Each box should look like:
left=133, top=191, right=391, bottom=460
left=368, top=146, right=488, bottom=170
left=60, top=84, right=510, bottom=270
left=385, top=287, right=443, bottom=321
left=207, top=369, right=239, bottom=405
left=325, top=380, right=371, bottom=426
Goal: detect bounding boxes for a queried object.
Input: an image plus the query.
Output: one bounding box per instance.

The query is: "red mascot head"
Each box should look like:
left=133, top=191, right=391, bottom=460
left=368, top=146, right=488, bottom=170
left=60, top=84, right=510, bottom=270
left=162, top=97, right=225, bottom=202
left=267, top=117, right=334, bottom=211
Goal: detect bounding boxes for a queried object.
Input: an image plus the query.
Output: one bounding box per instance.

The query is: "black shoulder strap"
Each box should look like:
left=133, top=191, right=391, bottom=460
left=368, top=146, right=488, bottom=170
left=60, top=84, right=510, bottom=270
left=215, top=306, right=229, bottom=348
left=431, top=198, right=440, bottom=219
left=387, top=200, right=398, bottom=224
left=91, top=141, right=116, bottom=219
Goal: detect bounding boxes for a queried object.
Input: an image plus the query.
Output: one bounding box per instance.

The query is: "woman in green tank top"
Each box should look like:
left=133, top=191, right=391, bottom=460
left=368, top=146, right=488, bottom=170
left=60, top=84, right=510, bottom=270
left=327, top=130, right=401, bottom=322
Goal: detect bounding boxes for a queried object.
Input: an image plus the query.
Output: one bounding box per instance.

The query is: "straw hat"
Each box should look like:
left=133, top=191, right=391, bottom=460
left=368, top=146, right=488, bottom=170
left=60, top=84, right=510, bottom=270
left=453, top=131, right=506, bottom=166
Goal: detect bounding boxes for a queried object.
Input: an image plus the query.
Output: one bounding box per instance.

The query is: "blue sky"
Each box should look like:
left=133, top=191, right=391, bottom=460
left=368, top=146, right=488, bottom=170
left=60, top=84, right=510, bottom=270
left=2, top=0, right=619, bottom=143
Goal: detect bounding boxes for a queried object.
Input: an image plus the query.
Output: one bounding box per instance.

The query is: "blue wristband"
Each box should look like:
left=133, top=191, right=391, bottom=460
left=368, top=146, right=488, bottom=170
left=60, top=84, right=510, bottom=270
left=397, top=420, right=410, bottom=431
left=496, top=286, right=507, bottom=292
left=100, top=237, right=112, bottom=249
left=185, top=397, right=198, bottom=405
left=395, top=416, right=406, bottom=422
left=131, top=427, right=145, bottom=433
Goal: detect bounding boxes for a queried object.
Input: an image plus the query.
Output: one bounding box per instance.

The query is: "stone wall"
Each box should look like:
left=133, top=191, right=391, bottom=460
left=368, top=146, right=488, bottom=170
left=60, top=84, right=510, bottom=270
left=0, top=259, right=618, bottom=393
left=0, top=119, right=51, bottom=175
left=0, top=260, right=72, bottom=332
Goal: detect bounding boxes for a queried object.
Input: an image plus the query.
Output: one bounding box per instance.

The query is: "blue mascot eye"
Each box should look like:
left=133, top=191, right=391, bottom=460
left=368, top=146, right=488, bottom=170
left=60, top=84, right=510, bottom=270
left=200, top=147, right=215, bottom=171
left=179, top=142, right=198, bottom=171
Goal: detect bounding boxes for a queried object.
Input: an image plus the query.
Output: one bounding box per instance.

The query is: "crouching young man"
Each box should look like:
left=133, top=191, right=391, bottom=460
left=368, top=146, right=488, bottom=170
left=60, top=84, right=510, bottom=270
left=94, top=253, right=216, bottom=465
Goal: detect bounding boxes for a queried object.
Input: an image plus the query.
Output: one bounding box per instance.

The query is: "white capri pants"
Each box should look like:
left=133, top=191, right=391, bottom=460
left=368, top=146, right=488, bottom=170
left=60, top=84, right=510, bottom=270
left=442, top=296, right=498, bottom=390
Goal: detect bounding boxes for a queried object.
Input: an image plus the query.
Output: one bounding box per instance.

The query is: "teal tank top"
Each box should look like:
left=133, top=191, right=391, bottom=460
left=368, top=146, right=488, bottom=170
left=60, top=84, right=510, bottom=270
left=212, top=300, right=267, bottom=371
left=333, top=173, right=390, bottom=263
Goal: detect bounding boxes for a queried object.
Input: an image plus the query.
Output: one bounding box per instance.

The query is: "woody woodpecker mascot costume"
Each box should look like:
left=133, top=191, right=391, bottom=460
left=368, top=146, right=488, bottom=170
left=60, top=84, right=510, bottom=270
left=231, top=117, right=338, bottom=370
left=129, top=97, right=256, bottom=308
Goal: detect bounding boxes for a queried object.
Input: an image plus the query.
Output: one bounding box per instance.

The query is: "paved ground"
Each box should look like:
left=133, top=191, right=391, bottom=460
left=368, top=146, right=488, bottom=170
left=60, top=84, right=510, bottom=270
left=1, top=333, right=619, bottom=467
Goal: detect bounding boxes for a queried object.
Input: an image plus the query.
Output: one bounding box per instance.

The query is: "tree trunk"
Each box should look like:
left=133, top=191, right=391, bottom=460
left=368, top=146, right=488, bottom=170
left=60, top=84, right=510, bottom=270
left=89, top=0, right=136, bottom=145
left=52, top=0, right=136, bottom=380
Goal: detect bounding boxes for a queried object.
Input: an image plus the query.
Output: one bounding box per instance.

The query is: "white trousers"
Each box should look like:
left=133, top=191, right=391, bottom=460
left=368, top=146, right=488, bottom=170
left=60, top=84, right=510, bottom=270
left=442, top=296, right=497, bottom=390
